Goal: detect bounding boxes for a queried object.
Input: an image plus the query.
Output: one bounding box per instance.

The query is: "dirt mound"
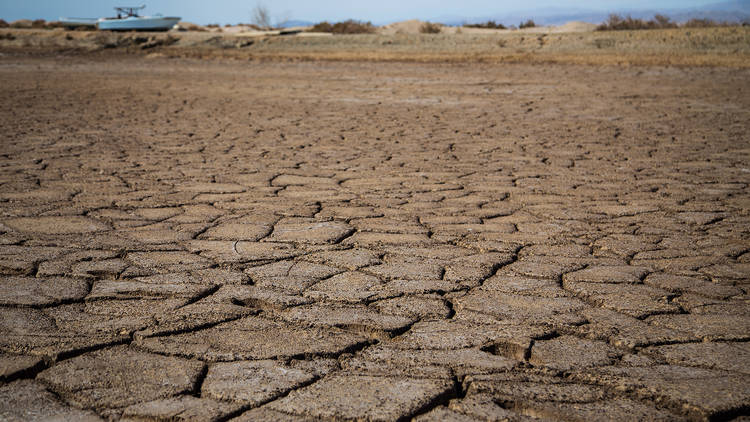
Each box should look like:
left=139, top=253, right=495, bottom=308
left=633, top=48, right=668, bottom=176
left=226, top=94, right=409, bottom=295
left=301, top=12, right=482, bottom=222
left=378, top=20, right=427, bottom=35
left=221, top=24, right=260, bottom=34
left=10, top=19, right=33, bottom=29
left=551, top=21, right=598, bottom=33
left=175, top=21, right=207, bottom=32
left=514, top=21, right=599, bottom=34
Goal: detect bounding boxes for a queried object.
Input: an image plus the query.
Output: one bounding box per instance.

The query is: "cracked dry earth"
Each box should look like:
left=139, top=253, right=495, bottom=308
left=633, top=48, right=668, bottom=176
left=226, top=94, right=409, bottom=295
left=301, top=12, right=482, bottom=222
left=0, top=55, right=749, bottom=422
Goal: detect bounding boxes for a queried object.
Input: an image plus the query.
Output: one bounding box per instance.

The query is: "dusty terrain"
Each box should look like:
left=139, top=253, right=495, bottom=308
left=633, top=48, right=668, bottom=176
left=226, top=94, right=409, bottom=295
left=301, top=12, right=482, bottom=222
left=0, top=52, right=749, bottom=421
left=2, top=26, right=750, bottom=66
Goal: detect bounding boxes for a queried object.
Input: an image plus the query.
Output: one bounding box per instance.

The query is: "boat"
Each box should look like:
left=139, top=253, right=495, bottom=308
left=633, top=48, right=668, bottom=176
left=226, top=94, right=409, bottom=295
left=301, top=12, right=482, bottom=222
left=96, top=6, right=180, bottom=31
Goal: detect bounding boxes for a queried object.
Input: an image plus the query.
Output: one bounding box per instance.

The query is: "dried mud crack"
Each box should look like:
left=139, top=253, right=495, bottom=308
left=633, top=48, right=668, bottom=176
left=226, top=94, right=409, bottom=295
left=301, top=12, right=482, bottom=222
left=0, top=54, right=748, bottom=421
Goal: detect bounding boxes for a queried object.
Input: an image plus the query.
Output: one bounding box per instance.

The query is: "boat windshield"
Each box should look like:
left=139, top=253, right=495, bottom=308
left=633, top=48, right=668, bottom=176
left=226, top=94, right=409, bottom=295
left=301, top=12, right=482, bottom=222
left=114, top=6, right=145, bottom=18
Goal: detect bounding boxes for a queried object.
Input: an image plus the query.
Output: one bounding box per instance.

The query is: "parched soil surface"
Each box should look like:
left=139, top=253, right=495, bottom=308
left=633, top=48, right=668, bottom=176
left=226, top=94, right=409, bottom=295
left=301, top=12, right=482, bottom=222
left=0, top=55, right=749, bottom=421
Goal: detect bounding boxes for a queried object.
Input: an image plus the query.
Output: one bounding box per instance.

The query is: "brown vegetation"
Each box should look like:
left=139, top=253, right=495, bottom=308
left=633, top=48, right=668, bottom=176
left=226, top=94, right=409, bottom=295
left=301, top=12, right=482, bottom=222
left=419, top=22, right=442, bottom=34
left=597, top=14, right=738, bottom=30
left=0, top=19, right=8, bottom=28
left=309, top=20, right=376, bottom=34
left=10, top=19, right=32, bottom=29
left=519, top=19, right=536, bottom=29
left=598, top=14, right=676, bottom=30
left=464, top=21, right=507, bottom=29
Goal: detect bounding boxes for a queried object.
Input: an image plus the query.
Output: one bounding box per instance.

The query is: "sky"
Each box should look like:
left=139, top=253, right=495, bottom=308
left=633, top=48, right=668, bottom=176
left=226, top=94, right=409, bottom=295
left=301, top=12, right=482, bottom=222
left=0, top=0, right=731, bottom=25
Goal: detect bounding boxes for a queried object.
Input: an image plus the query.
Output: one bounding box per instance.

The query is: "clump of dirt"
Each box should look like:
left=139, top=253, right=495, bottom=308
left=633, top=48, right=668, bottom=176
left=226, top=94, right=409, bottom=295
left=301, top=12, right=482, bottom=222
left=378, top=20, right=429, bottom=35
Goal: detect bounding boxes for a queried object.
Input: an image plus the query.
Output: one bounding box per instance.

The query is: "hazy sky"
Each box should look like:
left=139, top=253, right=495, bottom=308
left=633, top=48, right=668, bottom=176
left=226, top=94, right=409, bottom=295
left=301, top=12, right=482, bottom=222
left=0, top=0, right=726, bottom=25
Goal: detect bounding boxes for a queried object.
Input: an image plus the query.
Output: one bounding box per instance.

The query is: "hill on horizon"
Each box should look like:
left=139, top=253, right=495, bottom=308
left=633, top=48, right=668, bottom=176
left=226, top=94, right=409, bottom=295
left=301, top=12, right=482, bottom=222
left=429, top=0, right=750, bottom=26
left=276, top=1, right=749, bottom=28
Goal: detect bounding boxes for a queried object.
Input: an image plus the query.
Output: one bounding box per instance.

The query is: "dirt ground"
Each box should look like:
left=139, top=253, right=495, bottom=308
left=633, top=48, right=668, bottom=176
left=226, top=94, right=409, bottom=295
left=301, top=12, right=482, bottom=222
left=0, top=53, right=749, bottom=421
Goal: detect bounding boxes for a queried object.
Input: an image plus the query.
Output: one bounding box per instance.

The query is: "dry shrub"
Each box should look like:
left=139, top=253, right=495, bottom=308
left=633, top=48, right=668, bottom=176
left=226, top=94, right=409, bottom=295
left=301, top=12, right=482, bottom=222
left=598, top=14, right=676, bottom=30
left=597, top=14, right=738, bottom=30
left=31, top=19, right=46, bottom=29
left=519, top=20, right=536, bottom=29
left=309, top=22, right=333, bottom=32
left=653, top=14, right=677, bottom=28
left=420, top=22, right=442, bottom=34
left=464, top=21, right=506, bottom=29
left=0, top=19, right=7, bottom=28
left=310, top=20, right=375, bottom=34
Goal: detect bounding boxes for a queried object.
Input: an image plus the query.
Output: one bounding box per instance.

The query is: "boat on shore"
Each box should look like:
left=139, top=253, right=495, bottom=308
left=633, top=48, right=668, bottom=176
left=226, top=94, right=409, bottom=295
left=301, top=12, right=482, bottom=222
left=60, top=6, right=180, bottom=31
left=97, top=6, right=180, bottom=31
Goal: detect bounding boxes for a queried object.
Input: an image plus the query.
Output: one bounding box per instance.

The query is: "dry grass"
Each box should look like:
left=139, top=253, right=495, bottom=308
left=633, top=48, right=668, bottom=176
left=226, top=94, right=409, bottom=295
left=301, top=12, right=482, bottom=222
left=683, top=18, right=739, bottom=28
left=226, top=27, right=750, bottom=67
left=2, top=27, right=750, bottom=68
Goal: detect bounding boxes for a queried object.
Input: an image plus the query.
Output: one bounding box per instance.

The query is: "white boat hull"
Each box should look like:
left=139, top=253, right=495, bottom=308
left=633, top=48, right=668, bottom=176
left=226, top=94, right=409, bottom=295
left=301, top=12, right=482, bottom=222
left=58, top=17, right=98, bottom=27
left=97, top=16, right=180, bottom=31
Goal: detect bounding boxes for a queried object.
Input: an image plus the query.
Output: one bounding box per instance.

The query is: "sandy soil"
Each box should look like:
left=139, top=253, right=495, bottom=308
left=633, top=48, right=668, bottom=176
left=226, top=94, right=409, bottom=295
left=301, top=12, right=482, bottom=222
left=0, top=53, right=748, bottom=421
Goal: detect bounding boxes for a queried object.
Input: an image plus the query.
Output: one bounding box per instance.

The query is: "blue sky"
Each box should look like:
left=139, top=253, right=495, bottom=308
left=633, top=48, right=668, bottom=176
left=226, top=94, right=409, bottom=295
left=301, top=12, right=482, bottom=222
left=0, top=0, right=729, bottom=25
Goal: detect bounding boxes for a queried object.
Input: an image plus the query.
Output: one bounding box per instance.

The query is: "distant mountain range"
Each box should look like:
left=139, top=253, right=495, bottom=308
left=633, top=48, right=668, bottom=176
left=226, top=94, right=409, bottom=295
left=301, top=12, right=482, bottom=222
left=435, top=0, right=750, bottom=26
left=280, top=1, right=750, bottom=28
